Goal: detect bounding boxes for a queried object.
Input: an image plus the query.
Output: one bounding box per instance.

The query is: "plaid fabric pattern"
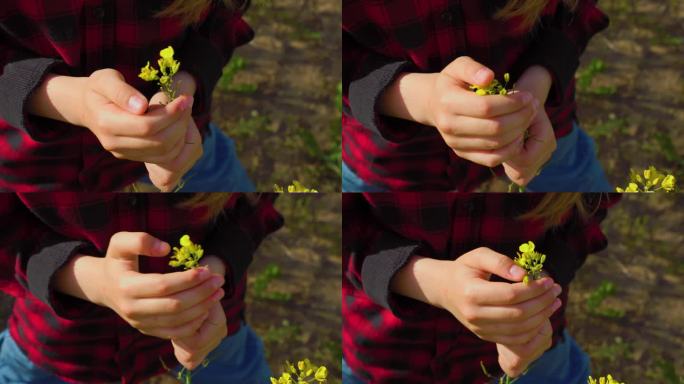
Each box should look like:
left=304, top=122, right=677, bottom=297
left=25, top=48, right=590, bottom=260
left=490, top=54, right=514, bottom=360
left=342, top=0, right=609, bottom=190
left=342, top=193, right=616, bottom=383
left=0, top=0, right=253, bottom=191
left=0, top=193, right=282, bottom=383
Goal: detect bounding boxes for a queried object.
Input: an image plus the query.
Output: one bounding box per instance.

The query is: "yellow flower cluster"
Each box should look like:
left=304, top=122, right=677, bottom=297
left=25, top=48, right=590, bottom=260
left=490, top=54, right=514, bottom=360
left=271, top=359, right=328, bottom=384
left=588, top=375, right=624, bottom=384
left=470, top=73, right=512, bottom=96
left=514, top=241, right=546, bottom=284
left=169, top=234, right=204, bottom=270
left=616, top=166, right=676, bottom=193
left=273, top=181, right=318, bottom=193
left=139, top=46, right=181, bottom=101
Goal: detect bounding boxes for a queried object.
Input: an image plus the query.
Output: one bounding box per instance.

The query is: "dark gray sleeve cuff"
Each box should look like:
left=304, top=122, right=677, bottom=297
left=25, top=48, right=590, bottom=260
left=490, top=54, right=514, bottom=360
left=0, top=57, right=66, bottom=138
left=26, top=240, right=95, bottom=318
left=348, top=58, right=425, bottom=142
left=360, top=231, right=423, bottom=319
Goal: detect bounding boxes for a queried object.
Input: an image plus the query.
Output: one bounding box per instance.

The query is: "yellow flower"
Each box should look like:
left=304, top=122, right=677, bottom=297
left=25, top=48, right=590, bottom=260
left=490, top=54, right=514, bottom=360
left=169, top=234, right=204, bottom=270
left=314, top=366, right=328, bottom=381
left=160, top=45, right=175, bottom=60
left=515, top=241, right=546, bottom=284
left=138, top=61, right=158, bottom=81
left=662, top=174, right=676, bottom=192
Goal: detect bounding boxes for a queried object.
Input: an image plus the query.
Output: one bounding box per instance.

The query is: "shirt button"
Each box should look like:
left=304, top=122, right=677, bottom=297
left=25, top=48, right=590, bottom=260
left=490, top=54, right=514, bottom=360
left=93, top=7, right=105, bottom=19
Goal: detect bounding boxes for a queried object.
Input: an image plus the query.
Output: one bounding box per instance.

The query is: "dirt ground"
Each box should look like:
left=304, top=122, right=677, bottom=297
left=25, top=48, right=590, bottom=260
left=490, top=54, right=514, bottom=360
left=213, top=0, right=341, bottom=193
left=567, top=194, right=684, bottom=383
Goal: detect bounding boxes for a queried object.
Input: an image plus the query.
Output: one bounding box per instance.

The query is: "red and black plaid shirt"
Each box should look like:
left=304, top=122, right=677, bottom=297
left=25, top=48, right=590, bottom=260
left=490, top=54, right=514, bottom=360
left=0, top=193, right=283, bottom=384
left=0, top=0, right=253, bottom=191
left=342, top=193, right=617, bottom=383
left=342, top=0, right=609, bottom=191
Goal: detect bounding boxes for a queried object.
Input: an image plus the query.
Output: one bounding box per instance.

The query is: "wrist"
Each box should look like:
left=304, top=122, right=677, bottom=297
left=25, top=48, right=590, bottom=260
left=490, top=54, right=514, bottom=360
left=378, top=72, right=438, bottom=126
left=53, top=254, right=107, bottom=306
left=390, top=256, right=449, bottom=309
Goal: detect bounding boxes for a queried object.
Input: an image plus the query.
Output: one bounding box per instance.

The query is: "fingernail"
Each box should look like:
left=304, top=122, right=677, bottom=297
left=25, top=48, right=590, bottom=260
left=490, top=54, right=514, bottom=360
left=198, top=267, right=210, bottom=279
left=155, top=241, right=169, bottom=253
left=552, top=298, right=562, bottom=311
left=509, top=265, right=525, bottom=279
left=553, top=285, right=562, bottom=296
left=128, top=95, right=145, bottom=112
left=533, top=99, right=540, bottom=108
left=177, top=97, right=190, bottom=112
left=215, top=288, right=225, bottom=300
left=475, top=68, right=491, bottom=84
left=542, top=278, right=553, bottom=289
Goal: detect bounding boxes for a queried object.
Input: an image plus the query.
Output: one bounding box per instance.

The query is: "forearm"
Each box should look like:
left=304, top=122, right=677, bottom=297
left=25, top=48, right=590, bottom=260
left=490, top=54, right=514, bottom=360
left=515, top=66, right=552, bottom=105
left=26, top=74, right=87, bottom=126
left=389, top=256, right=448, bottom=309
left=377, top=72, right=437, bottom=126
left=53, top=254, right=105, bottom=306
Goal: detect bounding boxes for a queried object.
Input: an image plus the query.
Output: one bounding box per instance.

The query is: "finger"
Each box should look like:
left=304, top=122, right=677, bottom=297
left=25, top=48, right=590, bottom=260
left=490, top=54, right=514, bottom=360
left=477, top=298, right=562, bottom=338
left=122, top=266, right=212, bottom=298
left=445, top=87, right=533, bottom=119
left=479, top=327, right=540, bottom=345
left=133, top=276, right=224, bottom=315
left=453, top=134, right=524, bottom=167
left=467, top=277, right=555, bottom=306
left=98, top=95, right=193, bottom=139
left=172, top=304, right=226, bottom=352
left=459, top=247, right=529, bottom=282
left=143, top=311, right=209, bottom=340
left=90, top=69, right=148, bottom=114
left=147, top=122, right=202, bottom=191
left=479, top=289, right=562, bottom=323
left=138, top=287, right=224, bottom=328
left=442, top=56, right=494, bottom=87
left=107, top=232, right=169, bottom=262
left=442, top=102, right=536, bottom=141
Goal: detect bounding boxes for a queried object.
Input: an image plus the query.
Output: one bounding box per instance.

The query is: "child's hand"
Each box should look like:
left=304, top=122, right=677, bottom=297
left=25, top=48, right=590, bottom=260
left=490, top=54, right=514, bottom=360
left=440, top=248, right=562, bottom=345
left=96, top=232, right=224, bottom=339
left=503, top=108, right=557, bottom=187
left=496, top=319, right=553, bottom=378
left=171, top=255, right=228, bottom=370
left=172, top=301, right=228, bottom=370
left=77, top=68, right=194, bottom=163
left=143, top=72, right=203, bottom=191
left=426, top=57, right=537, bottom=167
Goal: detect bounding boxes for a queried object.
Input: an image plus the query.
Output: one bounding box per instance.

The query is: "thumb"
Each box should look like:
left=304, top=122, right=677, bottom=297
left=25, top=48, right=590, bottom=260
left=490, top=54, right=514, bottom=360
left=460, top=247, right=526, bottom=282
left=92, top=69, right=149, bottom=114
left=442, top=56, right=494, bottom=87
left=106, top=232, right=170, bottom=271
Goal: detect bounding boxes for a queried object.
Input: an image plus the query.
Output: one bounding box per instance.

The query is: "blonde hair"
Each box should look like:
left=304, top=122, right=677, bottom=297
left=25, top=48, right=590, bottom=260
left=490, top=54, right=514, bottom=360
left=496, top=0, right=579, bottom=30
left=157, top=0, right=248, bottom=25
left=520, top=193, right=591, bottom=228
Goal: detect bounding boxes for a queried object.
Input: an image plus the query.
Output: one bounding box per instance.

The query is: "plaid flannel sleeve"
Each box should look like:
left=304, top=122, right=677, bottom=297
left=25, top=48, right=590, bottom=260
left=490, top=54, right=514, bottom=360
left=176, top=4, right=254, bottom=125
left=204, top=193, right=283, bottom=297
left=517, top=0, right=609, bottom=106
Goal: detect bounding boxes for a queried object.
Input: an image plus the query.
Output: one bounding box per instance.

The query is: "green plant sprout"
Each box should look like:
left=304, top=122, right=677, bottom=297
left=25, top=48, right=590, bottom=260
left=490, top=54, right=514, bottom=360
left=166, top=234, right=207, bottom=384
left=585, top=281, right=625, bottom=319
left=615, top=166, right=676, bottom=193
left=588, top=375, right=624, bottom=384
left=481, top=361, right=520, bottom=384
left=274, top=181, right=318, bottom=193
left=470, top=73, right=512, bottom=95
left=251, top=264, right=292, bottom=302
left=139, top=46, right=181, bottom=101
left=169, top=234, right=204, bottom=270
left=270, top=359, right=328, bottom=384
left=514, top=241, right=546, bottom=284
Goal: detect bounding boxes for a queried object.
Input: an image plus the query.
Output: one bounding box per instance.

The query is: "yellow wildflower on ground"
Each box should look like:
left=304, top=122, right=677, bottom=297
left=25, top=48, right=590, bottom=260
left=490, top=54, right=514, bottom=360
left=588, top=375, right=624, bottom=384
left=616, top=166, right=676, bottom=193
left=271, top=359, right=328, bottom=384
left=273, top=181, right=318, bottom=193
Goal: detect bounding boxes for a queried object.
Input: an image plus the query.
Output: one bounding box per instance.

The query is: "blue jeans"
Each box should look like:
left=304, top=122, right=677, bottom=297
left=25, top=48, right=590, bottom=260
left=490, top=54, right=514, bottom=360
left=0, top=325, right=271, bottom=383
left=342, top=330, right=591, bottom=384
left=138, top=122, right=256, bottom=192
left=342, top=123, right=612, bottom=192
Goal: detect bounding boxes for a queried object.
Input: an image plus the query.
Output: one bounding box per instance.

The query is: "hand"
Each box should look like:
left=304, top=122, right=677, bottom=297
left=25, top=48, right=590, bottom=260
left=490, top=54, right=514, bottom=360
left=144, top=71, right=203, bottom=192
left=503, top=108, right=557, bottom=187
left=172, top=255, right=228, bottom=370
left=76, top=68, right=195, bottom=163
left=434, top=248, right=562, bottom=345
left=93, top=232, right=225, bottom=339
left=426, top=57, right=538, bottom=167
left=172, top=301, right=228, bottom=370
left=497, top=319, right=553, bottom=377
